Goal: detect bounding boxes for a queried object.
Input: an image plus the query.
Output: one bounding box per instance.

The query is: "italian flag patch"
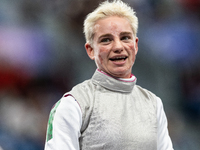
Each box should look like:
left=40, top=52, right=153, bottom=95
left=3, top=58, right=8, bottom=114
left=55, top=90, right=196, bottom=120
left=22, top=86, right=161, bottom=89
left=46, top=100, right=61, bottom=142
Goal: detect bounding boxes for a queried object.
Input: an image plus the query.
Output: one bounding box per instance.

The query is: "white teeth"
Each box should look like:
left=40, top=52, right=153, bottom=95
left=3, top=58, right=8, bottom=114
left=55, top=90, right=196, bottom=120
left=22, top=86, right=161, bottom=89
left=110, top=56, right=127, bottom=61
left=116, top=57, right=125, bottom=59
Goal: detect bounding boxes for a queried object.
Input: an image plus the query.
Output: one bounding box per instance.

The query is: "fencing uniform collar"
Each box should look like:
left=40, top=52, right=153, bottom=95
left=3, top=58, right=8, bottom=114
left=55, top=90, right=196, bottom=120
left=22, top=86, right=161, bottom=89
left=92, top=69, right=136, bottom=93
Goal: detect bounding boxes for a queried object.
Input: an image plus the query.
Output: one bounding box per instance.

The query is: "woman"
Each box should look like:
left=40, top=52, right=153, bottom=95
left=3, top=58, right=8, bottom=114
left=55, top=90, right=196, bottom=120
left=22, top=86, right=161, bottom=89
left=44, top=0, right=174, bottom=149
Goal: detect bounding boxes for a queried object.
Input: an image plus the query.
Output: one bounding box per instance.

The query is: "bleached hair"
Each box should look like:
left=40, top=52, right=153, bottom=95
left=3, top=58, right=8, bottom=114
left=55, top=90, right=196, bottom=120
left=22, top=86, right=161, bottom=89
left=83, top=0, right=138, bottom=45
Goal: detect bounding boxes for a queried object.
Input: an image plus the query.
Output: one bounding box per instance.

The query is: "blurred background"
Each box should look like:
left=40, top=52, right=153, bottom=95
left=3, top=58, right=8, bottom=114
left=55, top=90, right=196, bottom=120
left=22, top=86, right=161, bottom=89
left=0, top=0, right=200, bottom=149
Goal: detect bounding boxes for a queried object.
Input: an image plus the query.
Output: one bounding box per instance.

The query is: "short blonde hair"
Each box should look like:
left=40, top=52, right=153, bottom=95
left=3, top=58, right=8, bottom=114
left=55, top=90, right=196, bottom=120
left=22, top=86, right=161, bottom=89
left=83, top=0, right=138, bottom=45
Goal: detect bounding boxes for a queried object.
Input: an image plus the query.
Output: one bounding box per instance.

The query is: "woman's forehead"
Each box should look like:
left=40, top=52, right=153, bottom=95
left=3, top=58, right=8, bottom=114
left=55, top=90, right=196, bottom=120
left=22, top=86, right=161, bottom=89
left=94, top=17, right=133, bottom=36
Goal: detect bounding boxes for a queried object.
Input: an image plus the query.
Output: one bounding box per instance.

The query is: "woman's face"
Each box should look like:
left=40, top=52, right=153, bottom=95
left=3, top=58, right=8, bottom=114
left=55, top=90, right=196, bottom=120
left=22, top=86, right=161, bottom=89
left=85, top=16, right=138, bottom=78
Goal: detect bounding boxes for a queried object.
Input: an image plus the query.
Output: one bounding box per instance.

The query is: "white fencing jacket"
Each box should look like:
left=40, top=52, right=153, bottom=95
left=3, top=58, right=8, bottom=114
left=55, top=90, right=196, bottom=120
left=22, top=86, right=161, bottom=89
left=45, top=69, right=173, bottom=150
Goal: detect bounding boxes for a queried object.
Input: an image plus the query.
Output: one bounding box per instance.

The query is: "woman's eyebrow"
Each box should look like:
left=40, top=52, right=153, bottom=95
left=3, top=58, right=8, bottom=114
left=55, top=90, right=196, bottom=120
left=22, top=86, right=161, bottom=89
left=120, top=32, right=132, bottom=36
left=98, top=34, right=112, bottom=39
left=98, top=32, right=132, bottom=40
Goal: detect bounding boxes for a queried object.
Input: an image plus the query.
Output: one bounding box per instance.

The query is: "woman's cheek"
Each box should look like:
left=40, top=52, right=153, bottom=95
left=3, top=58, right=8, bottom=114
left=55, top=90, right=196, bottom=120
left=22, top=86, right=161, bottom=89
left=128, top=43, right=135, bottom=50
left=98, top=54, right=104, bottom=65
left=99, top=46, right=109, bottom=57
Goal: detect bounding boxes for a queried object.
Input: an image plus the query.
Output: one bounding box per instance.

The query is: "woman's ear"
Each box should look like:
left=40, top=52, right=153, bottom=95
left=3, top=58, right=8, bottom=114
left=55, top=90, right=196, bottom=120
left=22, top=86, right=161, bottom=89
left=85, top=43, right=95, bottom=60
left=135, top=37, right=139, bottom=55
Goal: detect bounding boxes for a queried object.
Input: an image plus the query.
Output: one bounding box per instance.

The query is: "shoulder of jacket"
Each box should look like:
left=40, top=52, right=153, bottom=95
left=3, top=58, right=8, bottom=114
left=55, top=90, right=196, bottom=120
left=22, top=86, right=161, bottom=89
left=134, top=85, right=159, bottom=101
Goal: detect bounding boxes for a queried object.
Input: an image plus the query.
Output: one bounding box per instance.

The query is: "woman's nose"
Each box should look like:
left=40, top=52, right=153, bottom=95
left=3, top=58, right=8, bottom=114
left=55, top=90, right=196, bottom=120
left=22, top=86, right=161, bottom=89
left=113, top=39, right=123, bottom=53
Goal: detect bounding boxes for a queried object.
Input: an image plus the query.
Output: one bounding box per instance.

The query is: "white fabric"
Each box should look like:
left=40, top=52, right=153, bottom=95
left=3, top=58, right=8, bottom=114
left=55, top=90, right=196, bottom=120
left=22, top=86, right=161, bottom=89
left=45, top=96, right=173, bottom=150
left=44, top=96, right=82, bottom=150
left=118, top=75, right=136, bottom=81
left=157, top=97, right=174, bottom=150
left=45, top=74, right=173, bottom=150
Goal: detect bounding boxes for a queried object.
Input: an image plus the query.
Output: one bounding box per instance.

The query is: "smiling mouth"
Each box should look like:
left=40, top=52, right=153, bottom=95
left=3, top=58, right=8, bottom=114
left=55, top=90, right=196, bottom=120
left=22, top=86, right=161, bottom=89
left=109, top=56, right=128, bottom=62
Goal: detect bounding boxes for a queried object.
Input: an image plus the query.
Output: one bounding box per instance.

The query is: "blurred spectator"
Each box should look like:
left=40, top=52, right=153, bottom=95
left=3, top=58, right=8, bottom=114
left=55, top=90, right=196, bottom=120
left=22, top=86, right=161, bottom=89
left=177, top=0, right=200, bottom=15
left=181, top=63, right=200, bottom=120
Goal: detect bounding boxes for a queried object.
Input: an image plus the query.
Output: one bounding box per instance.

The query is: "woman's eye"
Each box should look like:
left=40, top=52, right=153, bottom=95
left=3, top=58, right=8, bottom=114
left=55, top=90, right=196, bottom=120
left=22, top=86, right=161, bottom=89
left=121, top=36, right=130, bottom=41
left=101, top=38, right=111, bottom=43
